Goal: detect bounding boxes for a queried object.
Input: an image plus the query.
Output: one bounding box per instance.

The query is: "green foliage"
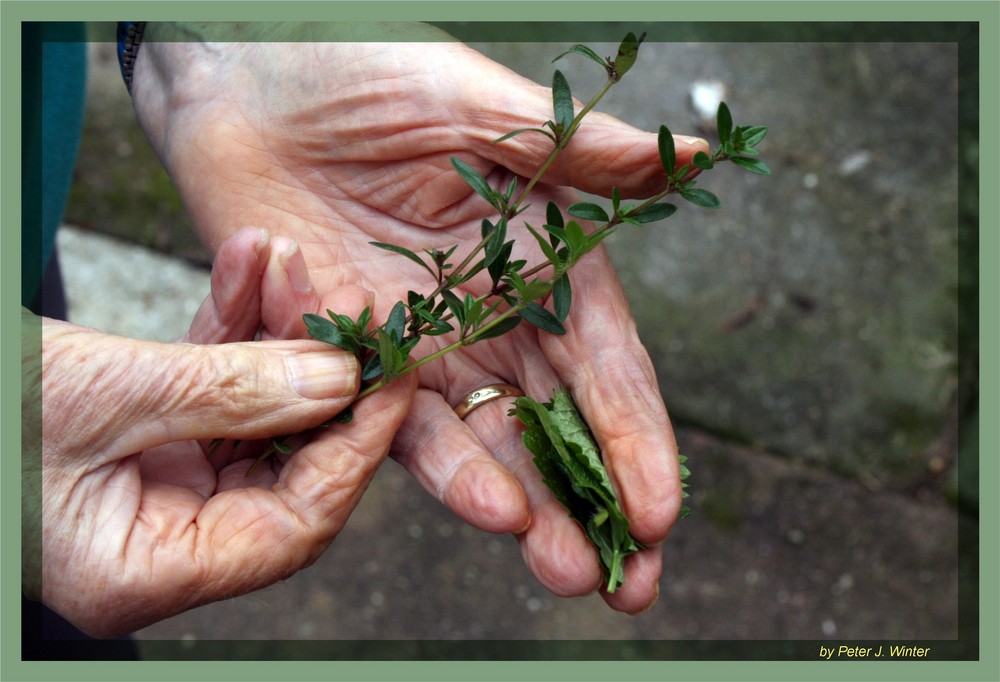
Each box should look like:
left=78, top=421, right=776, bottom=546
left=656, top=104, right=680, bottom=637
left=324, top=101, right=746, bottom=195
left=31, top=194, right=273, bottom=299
left=450, top=157, right=497, bottom=209
left=551, top=70, right=575, bottom=138
left=554, top=32, right=646, bottom=84
left=658, top=124, right=676, bottom=177
left=510, top=387, right=692, bottom=592
left=510, top=388, right=641, bottom=593
left=521, top=301, right=566, bottom=335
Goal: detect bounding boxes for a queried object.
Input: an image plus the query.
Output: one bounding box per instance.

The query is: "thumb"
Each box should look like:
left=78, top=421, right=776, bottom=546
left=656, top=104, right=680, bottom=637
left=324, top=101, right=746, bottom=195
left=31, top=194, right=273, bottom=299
left=43, top=321, right=359, bottom=459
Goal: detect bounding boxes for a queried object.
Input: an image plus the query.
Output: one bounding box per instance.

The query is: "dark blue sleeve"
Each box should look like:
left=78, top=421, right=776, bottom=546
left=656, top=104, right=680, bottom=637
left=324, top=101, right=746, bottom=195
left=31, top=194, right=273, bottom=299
left=22, top=23, right=87, bottom=307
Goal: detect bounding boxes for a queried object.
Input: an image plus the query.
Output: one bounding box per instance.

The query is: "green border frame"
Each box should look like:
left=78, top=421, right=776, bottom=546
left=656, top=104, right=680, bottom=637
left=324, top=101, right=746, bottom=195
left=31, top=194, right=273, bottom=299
left=3, top=1, right=997, bottom=681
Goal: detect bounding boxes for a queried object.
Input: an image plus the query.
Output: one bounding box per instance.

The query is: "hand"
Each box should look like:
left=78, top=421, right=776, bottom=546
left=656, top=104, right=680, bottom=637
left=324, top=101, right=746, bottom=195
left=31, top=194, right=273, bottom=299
left=131, top=25, right=702, bottom=612
left=22, top=228, right=416, bottom=637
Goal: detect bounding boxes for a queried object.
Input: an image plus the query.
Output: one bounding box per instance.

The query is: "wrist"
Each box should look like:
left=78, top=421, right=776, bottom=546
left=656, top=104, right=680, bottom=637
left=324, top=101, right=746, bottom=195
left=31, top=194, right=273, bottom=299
left=129, top=24, right=210, bottom=162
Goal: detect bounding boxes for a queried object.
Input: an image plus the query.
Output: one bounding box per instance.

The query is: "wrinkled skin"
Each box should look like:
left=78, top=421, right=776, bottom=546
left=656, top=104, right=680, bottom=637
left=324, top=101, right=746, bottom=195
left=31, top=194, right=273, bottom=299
left=25, top=229, right=416, bottom=637
left=132, top=24, right=705, bottom=612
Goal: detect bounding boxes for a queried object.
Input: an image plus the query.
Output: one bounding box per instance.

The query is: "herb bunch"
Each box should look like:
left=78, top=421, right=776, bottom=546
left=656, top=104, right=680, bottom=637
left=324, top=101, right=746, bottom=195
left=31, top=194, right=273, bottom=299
left=304, top=33, right=769, bottom=397
left=288, top=33, right=767, bottom=591
left=511, top=388, right=691, bottom=592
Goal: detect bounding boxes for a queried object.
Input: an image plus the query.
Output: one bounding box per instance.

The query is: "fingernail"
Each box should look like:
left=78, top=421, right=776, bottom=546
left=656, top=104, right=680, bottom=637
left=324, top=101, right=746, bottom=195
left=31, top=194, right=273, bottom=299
left=636, top=581, right=661, bottom=614
left=678, top=135, right=708, bottom=147
left=253, top=228, right=271, bottom=273
left=287, top=352, right=358, bottom=399
left=277, top=240, right=313, bottom=294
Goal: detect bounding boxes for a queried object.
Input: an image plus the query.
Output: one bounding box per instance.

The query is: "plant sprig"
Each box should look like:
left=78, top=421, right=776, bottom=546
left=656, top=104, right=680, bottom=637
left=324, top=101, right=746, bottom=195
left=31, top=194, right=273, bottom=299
left=255, top=33, right=768, bottom=591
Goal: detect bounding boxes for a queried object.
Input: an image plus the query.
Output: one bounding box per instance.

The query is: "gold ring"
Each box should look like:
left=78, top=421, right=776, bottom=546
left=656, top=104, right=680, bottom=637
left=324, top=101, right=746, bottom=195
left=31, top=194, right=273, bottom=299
left=453, top=383, right=524, bottom=420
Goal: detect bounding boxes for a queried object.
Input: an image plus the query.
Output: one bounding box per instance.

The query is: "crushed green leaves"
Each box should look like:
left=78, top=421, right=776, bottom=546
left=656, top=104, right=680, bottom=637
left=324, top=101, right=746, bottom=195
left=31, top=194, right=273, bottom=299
left=510, top=387, right=691, bottom=593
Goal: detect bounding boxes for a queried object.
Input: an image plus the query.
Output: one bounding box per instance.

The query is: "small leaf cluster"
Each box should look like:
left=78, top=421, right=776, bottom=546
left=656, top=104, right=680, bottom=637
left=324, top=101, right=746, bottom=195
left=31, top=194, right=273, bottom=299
left=553, top=30, right=645, bottom=84
left=689, top=102, right=771, bottom=177
left=450, top=159, right=525, bottom=221
left=495, top=32, right=646, bottom=149
left=679, top=454, right=692, bottom=519
left=652, top=103, right=771, bottom=215
left=304, top=302, right=419, bottom=386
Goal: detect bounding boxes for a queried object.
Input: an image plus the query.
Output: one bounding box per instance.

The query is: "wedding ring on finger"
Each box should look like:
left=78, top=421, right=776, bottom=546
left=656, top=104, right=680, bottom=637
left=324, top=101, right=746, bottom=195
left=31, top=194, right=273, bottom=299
left=453, top=383, right=524, bottom=420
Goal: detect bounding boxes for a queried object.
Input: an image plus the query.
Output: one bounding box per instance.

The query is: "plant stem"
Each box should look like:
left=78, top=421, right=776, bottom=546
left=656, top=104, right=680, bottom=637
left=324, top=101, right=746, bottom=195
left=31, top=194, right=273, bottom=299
left=358, top=305, right=524, bottom=399
left=401, top=77, right=622, bottom=337
left=510, top=77, right=617, bottom=211
left=430, top=76, right=619, bottom=301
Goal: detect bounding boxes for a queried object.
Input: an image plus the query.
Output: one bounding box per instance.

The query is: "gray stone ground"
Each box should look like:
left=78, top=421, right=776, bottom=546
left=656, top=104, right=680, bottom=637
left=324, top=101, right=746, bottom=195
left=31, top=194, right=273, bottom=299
left=56, top=29, right=974, bottom=653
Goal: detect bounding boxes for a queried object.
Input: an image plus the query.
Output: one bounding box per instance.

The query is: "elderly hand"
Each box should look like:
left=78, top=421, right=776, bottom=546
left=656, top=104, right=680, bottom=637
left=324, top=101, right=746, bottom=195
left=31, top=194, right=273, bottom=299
left=23, top=228, right=415, bottom=637
left=131, top=25, right=701, bottom=612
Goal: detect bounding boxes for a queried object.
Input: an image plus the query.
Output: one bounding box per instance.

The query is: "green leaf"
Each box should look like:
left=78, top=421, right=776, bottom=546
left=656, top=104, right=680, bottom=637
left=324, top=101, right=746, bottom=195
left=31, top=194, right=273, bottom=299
left=450, top=156, right=497, bottom=209
left=503, top=177, right=518, bottom=201
left=546, top=201, right=565, bottom=229
left=613, top=32, right=644, bottom=80
left=567, top=202, right=610, bottom=223
left=411, top=293, right=453, bottom=336
left=440, top=289, right=466, bottom=327
left=678, top=454, right=692, bottom=518
left=272, top=439, right=293, bottom=455
left=729, top=156, right=772, bottom=175
left=407, top=289, right=426, bottom=309
left=525, top=222, right=562, bottom=266
left=681, top=188, right=721, bottom=208
left=657, top=124, right=676, bottom=175
left=488, top=240, right=514, bottom=285
left=627, top=202, right=678, bottom=224
left=563, top=220, right=588, bottom=258
left=493, top=127, right=556, bottom=145
left=552, top=70, right=574, bottom=134
left=304, top=313, right=359, bottom=353
left=375, top=326, right=410, bottom=382
left=611, top=187, right=621, bottom=214
left=356, top=307, right=372, bottom=332
left=406, top=291, right=433, bottom=335
left=463, top=292, right=483, bottom=330
left=692, top=151, right=713, bottom=170
left=482, top=218, right=508, bottom=268
left=523, top=428, right=591, bottom=518
left=521, top=302, right=566, bottom=335
left=472, top=314, right=522, bottom=342
left=376, top=332, right=398, bottom=380
left=739, top=125, right=768, bottom=149
left=543, top=223, right=567, bottom=248
left=552, top=43, right=607, bottom=71
left=425, top=245, right=457, bottom=279
left=717, top=101, right=733, bottom=147
left=369, top=242, right=435, bottom=278
left=427, top=317, right=455, bottom=336
left=385, top=300, right=407, bottom=343
left=507, top=272, right=550, bottom=303
left=553, top=274, right=572, bottom=322
left=361, top=355, right=383, bottom=382
left=303, top=312, right=339, bottom=342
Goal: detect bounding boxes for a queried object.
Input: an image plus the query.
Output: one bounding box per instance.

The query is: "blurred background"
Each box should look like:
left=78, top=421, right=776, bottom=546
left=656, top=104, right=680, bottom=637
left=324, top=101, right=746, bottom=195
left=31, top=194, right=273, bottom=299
left=55, top=22, right=976, bottom=656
